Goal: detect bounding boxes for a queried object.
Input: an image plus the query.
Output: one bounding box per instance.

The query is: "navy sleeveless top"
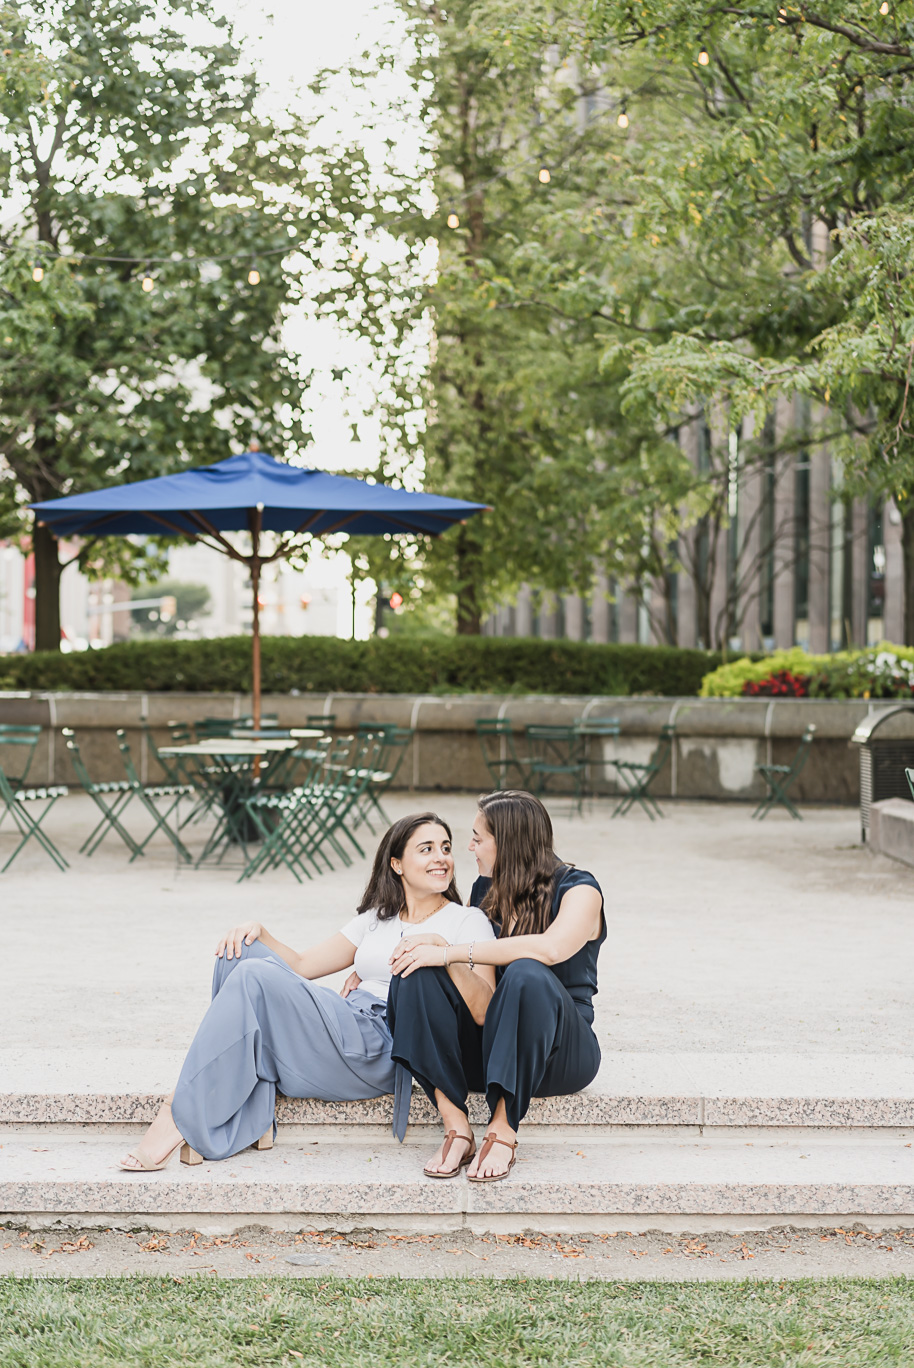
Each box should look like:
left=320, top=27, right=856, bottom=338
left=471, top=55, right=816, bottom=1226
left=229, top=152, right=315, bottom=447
left=469, top=865, right=606, bottom=1024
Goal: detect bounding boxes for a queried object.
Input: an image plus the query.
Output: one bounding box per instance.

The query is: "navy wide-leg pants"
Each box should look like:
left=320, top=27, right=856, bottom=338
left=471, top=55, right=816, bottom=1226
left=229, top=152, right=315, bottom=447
left=388, top=959, right=600, bottom=1132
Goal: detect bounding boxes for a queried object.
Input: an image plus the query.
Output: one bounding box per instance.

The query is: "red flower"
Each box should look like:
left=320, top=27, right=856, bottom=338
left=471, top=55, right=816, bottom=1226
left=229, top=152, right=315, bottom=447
left=742, top=670, right=810, bottom=698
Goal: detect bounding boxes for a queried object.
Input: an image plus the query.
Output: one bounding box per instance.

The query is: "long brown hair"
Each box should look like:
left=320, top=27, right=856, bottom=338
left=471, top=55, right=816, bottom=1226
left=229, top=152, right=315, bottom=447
left=357, top=812, right=461, bottom=921
left=476, top=790, right=562, bottom=937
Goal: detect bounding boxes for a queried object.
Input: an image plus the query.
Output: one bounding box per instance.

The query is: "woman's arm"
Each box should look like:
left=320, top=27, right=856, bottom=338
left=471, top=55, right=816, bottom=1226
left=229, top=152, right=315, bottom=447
left=390, top=885, right=603, bottom=979
left=445, top=960, right=495, bottom=1024
left=391, top=934, right=496, bottom=1025
left=215, top=922, right=356, bottom=980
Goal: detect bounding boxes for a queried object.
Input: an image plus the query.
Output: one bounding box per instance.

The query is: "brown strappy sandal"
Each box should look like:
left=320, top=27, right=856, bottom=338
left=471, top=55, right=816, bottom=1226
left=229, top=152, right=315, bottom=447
left=466, top=1130, right=517, bottom=1183
left=424, top=1129, right=476, bottom=1179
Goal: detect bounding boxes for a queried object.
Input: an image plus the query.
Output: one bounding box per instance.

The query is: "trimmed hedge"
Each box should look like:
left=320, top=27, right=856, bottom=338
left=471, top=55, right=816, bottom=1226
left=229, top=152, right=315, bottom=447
left=0, top=635, right=721, bottom=697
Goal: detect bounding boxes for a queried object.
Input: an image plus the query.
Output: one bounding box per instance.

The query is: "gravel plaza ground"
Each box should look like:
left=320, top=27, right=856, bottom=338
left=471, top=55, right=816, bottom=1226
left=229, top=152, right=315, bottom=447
left=2, top=790, right=909, bottom=1057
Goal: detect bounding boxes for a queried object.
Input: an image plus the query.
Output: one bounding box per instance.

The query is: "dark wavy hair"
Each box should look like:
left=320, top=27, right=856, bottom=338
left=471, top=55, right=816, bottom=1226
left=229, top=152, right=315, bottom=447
left=476, top=790, right=563, bottom=937
left=357, top=812, right=461, bottom=921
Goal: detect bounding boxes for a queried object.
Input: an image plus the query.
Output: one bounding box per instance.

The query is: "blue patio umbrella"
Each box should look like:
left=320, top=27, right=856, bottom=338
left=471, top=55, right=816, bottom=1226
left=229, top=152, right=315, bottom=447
left=32, top=448, right=487, bottom=724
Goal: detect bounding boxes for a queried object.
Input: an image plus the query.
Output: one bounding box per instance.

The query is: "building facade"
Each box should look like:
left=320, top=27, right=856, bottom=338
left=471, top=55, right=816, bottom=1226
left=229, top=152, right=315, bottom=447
left=484, top=400, right=898, bottom=652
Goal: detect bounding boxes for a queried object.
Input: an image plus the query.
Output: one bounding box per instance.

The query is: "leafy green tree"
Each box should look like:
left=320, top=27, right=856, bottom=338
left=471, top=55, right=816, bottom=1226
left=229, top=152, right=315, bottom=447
left=312, top=0, right=683, bottom=633
left=130, top=577, right=211, bottom=637
left=585, top=0, right=914, bottom=639
left=0, top=0, right=330, bottom=649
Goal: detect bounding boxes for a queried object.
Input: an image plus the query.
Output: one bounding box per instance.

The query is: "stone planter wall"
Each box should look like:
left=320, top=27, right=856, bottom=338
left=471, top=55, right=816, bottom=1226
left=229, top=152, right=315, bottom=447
left=0, top=690, right=883, bottom=804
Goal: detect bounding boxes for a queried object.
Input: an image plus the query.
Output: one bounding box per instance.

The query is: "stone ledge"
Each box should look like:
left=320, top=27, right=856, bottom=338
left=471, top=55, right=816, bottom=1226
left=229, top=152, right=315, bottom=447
left=0, top=690, right=883, bottom=800
left=3, top=1051, right=913, bottom=1129
left=2, top=1136, right=913, bottom=1217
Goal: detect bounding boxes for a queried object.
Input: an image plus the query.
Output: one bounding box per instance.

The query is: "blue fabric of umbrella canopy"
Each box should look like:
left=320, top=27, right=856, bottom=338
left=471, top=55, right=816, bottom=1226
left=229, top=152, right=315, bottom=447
left=31, top=448, right=486, bottom=539
left=31, top=449, right=487, bottom=730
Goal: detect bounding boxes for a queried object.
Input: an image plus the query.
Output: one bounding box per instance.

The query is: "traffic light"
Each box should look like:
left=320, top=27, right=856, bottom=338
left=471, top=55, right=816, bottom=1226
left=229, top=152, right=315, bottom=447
left=159, top=595, right=177, bottom=622
left=389, top=592, right=404, bottom=610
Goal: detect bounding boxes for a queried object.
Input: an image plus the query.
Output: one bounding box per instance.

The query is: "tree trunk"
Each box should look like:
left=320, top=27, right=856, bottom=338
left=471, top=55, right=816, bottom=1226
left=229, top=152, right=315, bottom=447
left=33, top=522, right=62, bottom=652
left=900, top=503, right=914, bottom=646
left=455, top=526, right=482, bottom=634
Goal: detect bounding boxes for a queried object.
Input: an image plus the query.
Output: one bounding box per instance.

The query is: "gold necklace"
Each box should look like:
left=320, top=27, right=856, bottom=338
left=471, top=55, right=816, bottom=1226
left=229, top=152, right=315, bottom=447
left=401, top=896, right=450, bottom=926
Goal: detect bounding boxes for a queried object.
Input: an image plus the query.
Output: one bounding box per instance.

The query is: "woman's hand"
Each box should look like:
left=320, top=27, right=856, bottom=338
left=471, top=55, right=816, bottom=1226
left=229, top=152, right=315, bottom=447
left=388, top=933, right=447, bottom=972
left=390, top=940, right=449, bottom=977
left=340, top=971, right=362, bottom=998
left=216, top=922, right=264, bottom=960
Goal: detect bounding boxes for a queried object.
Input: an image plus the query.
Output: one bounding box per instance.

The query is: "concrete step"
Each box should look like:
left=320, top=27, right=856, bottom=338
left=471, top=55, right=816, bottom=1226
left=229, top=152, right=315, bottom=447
left=2, top=1050, right=913, bottom=1129
left=2, top=1132, right=914, bottom=1232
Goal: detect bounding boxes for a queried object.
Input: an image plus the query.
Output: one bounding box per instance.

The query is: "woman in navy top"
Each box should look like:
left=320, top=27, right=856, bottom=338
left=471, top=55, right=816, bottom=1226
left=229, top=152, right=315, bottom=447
left=388, top=790, right=605, bottom=1182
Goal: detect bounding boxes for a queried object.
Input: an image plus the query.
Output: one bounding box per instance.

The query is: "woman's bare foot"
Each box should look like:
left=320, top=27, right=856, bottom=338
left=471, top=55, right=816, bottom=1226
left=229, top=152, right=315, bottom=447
left=424, top=1091, right=475, bottom=1176
left=119, top=1096, right=184, bottom=1171
left=466, top=1098, right=516, bottom=1180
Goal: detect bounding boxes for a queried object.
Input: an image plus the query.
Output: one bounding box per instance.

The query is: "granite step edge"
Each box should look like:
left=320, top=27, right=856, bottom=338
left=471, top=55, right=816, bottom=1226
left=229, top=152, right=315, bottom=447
left=3, top=1093, right=913, bottom=1128
left=3, top=1178, right=914, bottom=1218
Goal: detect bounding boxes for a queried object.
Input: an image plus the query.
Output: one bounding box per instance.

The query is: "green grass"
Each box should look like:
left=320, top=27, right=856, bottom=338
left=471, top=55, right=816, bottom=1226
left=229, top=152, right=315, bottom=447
left=1, top=1277, right=913, bottom=1367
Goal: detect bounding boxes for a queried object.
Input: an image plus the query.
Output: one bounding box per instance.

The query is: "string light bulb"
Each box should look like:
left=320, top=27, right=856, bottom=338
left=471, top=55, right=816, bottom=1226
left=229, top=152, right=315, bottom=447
left=538, top=167, right=551, bottom=184
left=141, top=274, right=154, bottom=293
left=31, top=265, right=44, bottom=282
left=880, top=1, right=889, bottom=12
left=698, top=47, right=710, bottom=65
left=247, top=267, right=261, bottom=285
left=447, top=211, right=460, bottom=228
left=617, top=110, right=629, bottom=129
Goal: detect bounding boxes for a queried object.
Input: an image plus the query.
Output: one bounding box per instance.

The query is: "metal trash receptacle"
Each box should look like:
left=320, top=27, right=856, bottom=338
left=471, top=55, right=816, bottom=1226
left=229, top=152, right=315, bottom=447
left=850, top=703, right=914, bottom=841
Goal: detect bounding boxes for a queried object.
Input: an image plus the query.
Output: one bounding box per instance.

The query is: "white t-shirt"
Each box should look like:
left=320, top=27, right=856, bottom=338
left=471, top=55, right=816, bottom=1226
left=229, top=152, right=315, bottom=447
left=340, top=902, right=495, bottom=1002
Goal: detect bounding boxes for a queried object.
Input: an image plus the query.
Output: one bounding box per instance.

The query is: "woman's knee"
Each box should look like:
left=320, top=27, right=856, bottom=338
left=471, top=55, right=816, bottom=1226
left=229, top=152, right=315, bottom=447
left=390, top=965, right=451, bottom=1006
left=498, top=959, right=558, bottom=994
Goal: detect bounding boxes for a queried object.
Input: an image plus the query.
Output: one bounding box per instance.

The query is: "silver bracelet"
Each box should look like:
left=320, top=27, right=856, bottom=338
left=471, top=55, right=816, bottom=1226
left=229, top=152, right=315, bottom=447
left=468, top=942, right=475, bottom=973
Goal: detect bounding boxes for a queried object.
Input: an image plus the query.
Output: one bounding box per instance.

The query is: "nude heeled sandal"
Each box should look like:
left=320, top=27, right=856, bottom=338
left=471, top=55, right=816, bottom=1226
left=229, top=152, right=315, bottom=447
left=466, top=1131, right=517, bottom=1183
left=252, top=1126, right=274, bottom=1152
left=424, top=1129, right=476, bottom=1179
left=118, top=1140, right=202, bottom=1171
left=117, top=1101, right=203, bottom=1171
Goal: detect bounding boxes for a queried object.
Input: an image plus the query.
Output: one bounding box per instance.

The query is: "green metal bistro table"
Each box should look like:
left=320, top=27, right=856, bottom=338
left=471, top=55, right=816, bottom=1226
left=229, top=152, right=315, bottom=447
left=158, top=735, right=322, bottom=865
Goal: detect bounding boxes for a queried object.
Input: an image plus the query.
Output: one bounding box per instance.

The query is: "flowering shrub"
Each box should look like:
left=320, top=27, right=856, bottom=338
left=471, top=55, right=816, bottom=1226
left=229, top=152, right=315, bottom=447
left=700, top=649, right=826, bottom=697
left=703, top=644, right=914, bottom=699
left=810, top=649, right=914, bottom=700
left=743, top=669, right=810, bottom=697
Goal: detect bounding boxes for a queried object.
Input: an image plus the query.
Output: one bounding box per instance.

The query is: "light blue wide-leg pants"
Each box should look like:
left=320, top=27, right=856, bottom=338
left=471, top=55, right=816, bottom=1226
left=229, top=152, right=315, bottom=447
left=171, top=938, right=394, bottom=1160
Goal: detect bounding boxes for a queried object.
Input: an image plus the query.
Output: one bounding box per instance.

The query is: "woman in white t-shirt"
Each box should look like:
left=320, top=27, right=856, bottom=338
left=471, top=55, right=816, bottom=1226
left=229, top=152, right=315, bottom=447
left=117, top=812, right=494, bottom=1171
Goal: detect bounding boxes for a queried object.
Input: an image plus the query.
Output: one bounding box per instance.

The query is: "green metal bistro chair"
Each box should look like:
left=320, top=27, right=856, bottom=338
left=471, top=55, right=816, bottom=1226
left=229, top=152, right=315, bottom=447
left=525, top=724, right=587, bottom=815
left=575, top=716, right=620, bottom=804
left=355, top=723, right=413, bottom=831
left=611, top=724, right=677, bottom=820
left=241, top=735, right=383, bottom=882
left=63, top=728, right=144, bottom=858
left=194, top=715, right=280, bottom=741
left=307, top=713, right=336, bottom=732
left=475, top=718, right=530, bottom=791
left=752, top=724, right=816, bottom=820
left=0, top=724, right=42, bottom=832
left=116, top=730, right=194, bottom=862
left=0, top=762, right=68, bottom=872
left=143, top=722, right=191, bottom=788
left=0, top=723, right=41, bottom=789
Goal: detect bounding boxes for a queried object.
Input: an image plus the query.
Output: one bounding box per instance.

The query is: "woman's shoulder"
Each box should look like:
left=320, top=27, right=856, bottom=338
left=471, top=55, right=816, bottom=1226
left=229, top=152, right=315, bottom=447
left=553, top=865, right=603, bottom=899
left=439, top=899, right=495, bottom=939
left=340, top=907, right=387, bottom=942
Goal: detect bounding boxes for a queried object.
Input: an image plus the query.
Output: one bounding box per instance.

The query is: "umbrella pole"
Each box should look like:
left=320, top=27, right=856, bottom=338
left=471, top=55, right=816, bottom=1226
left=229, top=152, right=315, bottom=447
left=249, top=505, right=263, bottom=779
left=251, top=554, right=261, bottom=734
